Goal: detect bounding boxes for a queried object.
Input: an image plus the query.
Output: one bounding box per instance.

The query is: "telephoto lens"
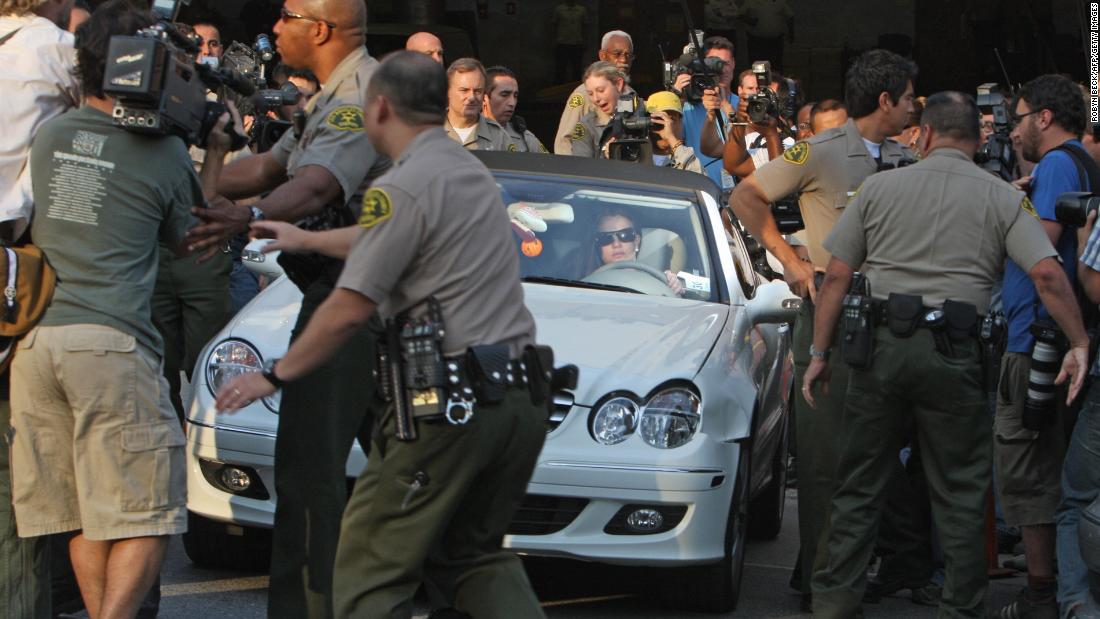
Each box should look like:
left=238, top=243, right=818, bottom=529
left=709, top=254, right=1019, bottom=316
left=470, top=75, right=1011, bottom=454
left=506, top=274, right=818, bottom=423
left=1022, top=322, right=1063, bottom=431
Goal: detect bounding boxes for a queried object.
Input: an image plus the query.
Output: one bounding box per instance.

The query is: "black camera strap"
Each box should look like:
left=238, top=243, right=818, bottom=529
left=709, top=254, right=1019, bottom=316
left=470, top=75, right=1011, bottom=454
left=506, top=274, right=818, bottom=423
left=1048, top=142, right=1100, bottom=341
left=0, top=28, right=21, bottom=47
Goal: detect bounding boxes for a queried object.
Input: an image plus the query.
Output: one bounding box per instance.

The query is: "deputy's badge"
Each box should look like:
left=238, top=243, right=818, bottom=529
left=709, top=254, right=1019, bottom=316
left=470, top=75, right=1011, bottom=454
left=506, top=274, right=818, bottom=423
left=359, top=188, right=392, bottom=229
left=571, top=122, right=586, bottom=141
left=508, top=143, right=518, bottom=152
left=1020, top=196, right=1039, bottom=220
left=783, top=142, right=810, bottom=165
left=326, top=106, right=364, bottom=132
left=568, top=93, right=584, bottom=109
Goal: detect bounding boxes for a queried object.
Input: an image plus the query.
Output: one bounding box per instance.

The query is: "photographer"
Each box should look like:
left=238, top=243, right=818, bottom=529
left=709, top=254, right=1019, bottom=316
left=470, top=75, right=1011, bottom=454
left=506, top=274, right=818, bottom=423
left=0, top=0, right=78, bottom=615
left=994, top=73, right=1093, bottom=619
left=677, top=35, right=738, bottom=190
left=646, top=91, right=703, bottom=173
left=184, top=0, right=390, bottom=615
left=9, top=3, right=233, bottom=618
left=715, top=68, right=795, bottom=179
left=729, top=48, right=916, bottom=609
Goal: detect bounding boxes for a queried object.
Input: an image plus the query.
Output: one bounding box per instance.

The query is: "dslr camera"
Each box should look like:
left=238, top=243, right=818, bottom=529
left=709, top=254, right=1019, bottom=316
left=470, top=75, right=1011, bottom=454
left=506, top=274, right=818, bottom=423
left=1055, top=192, right=1100, bottom=227
left=102, top=0, right=257, bottom=149
left=974, top=83, right=1017, bottom=182
left=662, top=31, right=725, bottom=103
left=745, top=60, right=799, bottom=134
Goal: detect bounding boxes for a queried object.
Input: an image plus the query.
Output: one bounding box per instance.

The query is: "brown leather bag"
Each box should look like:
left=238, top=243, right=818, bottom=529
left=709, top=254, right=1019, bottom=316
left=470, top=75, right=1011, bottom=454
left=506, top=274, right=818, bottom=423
left=0, top=244, right=57, bottom=337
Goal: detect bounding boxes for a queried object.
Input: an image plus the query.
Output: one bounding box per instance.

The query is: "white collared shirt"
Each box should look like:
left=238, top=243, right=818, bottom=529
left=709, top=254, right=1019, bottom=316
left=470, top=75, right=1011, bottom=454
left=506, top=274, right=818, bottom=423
left=0, top=15, right=79, bottom=238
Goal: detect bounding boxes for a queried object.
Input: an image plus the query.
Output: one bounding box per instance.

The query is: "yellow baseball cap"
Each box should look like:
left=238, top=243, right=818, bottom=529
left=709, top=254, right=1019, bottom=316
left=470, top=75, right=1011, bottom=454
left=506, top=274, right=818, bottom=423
left=646, top=91, right=683, bottom=115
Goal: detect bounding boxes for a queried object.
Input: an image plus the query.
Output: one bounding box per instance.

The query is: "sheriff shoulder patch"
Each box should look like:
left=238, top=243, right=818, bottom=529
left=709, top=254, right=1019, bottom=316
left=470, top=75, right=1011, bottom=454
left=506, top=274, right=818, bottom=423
left=568, top=93, right=585, bottom=109
left=359, top=188, right=393, bottom=229
left=1020, top=196, right=1039, bottom=219
left=507, top=143, right=518, bottom=152
left=538, top=142, right=548, bottom=153
left=783, top=141, right=810, bottom=165
left=326, top=106, right=364, bottom=132
left=571, top=122, right=586, bottom=141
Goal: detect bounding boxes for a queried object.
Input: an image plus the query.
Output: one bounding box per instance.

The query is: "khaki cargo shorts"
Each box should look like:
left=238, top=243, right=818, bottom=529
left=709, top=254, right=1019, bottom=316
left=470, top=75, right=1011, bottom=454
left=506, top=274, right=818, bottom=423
left=993, top=351, right=1073, bottom=527
left=8, top=324, right=187, bottom=540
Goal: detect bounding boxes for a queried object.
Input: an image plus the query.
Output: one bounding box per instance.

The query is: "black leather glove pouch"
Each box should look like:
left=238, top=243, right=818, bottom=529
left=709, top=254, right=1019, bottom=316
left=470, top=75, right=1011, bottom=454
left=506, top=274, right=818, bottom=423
left=466, top=344, right=510, bottom=404
left=886, top=293, right=923, bottom=338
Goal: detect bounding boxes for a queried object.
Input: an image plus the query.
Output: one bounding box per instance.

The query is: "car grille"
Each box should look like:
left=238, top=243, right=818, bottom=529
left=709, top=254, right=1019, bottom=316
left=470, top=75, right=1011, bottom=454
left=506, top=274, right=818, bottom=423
left=507, top=494, right=589, bottom=535
left=547, top=391, right=573, bottom=431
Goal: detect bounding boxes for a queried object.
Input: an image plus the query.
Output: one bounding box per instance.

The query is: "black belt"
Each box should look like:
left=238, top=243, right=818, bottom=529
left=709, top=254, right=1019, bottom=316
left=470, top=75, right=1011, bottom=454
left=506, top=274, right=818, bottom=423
left=869, top=299, right=983, bottom=337
left=414, top=356, right=530, bottom=426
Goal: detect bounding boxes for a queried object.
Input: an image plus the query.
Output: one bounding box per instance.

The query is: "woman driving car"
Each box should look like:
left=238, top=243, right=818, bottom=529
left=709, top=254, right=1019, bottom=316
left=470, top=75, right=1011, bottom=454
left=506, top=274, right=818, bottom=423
left=588, top=209, right=684, bottom=296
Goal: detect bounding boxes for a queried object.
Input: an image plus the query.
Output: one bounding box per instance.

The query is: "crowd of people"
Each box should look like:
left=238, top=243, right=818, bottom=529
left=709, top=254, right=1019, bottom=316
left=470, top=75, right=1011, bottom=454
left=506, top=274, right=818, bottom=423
left=0, top=0, right=1099, bottom=618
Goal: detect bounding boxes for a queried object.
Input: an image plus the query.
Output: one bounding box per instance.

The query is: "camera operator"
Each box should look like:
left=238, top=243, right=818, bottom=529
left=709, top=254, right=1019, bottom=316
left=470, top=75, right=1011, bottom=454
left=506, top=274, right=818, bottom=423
left=0, top=0, right=78, bottom=615
left=717, top=68, right=796, bottom=179
left=9, top=3, right=234, bottom=618
left=729, top=49, right=916, bottom=609
left=185, top=0, right=391, bottom=615
left=645, top=91, right=703, bottom=173
left=568, top=60, right=638, bottom=158
left=554, top=29, right=635, bottom=155
left=994, top=73, right=1094, bottom=619
left=193, top=20, right=221, bottom=67
left=677, top=35, right=738, bottom=190
left=484, top=65, right=548, bottom=153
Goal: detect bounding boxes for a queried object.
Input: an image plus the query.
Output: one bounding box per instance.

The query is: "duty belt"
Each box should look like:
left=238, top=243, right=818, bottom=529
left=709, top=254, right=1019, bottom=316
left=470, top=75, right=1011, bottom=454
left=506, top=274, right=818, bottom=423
left=428, top=355, right=531, bottom=425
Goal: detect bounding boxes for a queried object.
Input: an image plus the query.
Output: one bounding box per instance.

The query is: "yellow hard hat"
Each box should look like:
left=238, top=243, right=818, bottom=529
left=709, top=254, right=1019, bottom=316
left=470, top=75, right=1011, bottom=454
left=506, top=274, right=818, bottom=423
left=645, top=91, right=683, bottom=115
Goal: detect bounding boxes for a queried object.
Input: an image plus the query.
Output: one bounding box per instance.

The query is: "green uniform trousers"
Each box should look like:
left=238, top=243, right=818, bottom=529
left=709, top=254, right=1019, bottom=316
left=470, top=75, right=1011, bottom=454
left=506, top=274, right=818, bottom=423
left=151, top=248, right=232, bottom=422
left=791, top=298, right=850, bottom=591
left=333, top=389, right=547, bottom=619
left=0, top=398, right=50, bottom=619
left=812, top=328, right=991, bottom=619
left=269, top=280, right=376, bottom=619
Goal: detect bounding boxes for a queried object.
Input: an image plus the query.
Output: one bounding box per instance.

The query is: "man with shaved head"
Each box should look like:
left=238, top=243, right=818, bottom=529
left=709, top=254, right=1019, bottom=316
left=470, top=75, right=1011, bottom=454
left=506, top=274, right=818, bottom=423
left=186, top=0, right=390, bottom=616
left=406, top=30, right=443, bottom=64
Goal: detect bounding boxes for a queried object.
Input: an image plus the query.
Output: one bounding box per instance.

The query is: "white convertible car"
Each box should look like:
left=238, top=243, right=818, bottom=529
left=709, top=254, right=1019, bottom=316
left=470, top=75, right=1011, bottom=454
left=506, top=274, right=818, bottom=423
left=184, top=153, right=797, bottom=612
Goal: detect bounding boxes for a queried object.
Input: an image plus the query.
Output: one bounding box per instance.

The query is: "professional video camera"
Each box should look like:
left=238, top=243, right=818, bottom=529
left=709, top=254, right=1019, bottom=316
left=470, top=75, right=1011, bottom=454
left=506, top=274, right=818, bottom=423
left=974, top=83, right=1017, bottom=182
left=662, top=30, right=725, bottom=103
left=102, top=0, right=256, bottom=149
left=1055, top=192, right=1100, bottom=227
left=601, top=97, right=657, bottom=163
left=221, top=35, right=298, bottom=152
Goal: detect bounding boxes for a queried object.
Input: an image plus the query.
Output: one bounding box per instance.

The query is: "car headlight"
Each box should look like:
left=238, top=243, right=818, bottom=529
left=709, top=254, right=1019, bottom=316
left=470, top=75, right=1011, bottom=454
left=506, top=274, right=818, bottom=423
left=640, top=388, right=701, bottom=449
left=590, top=396, right=639, bottom=445
left=206, top=339, right=280, bottom=413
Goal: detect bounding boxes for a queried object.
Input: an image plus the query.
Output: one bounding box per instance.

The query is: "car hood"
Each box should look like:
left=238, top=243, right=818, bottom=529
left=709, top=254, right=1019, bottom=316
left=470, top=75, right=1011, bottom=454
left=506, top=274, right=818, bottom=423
left=523, top=283, right=729, bottom=406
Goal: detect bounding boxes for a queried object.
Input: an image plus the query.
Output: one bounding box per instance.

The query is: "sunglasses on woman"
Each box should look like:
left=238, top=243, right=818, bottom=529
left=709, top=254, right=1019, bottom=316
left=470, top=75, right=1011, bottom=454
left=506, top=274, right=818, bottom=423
left=595, top=227, right=638, bottom=246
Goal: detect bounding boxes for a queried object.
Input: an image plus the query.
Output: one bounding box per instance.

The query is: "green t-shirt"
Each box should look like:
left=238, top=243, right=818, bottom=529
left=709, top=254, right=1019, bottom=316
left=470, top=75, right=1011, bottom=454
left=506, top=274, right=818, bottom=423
left=30, top=106, right=199, bottom=356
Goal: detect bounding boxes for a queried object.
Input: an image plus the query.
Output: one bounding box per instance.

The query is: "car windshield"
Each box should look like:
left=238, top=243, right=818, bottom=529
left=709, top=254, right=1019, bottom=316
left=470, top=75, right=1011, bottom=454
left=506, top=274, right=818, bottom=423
left=496, top=173, right=719, bottom=301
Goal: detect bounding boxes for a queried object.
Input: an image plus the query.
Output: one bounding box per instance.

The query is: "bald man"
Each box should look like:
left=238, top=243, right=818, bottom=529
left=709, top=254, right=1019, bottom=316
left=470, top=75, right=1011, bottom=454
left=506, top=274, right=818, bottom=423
left=187, top=0, right=390, bottom=617
left=406, top=30, right=443, bottom=64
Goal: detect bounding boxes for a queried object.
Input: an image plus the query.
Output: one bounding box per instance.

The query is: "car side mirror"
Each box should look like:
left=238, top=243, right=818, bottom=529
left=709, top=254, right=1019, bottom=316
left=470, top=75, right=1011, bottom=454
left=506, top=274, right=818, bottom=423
left=242, top=239, right=285, bottom=279
left=747, top=280, right=801, bottom=325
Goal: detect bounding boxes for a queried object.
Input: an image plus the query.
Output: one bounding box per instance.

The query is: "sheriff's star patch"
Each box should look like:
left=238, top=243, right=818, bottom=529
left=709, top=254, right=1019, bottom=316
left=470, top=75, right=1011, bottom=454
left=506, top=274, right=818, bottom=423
left=507, top=143, right=518, bottom=152
left=359, top=188, right=392, bottom=229
left=1020, top=196, right=1039, bottom=219
left=538, top=142, right=548, bottom=153
left=326, top=106, right=364, bottom=132
left=568, top=93, right=585, bottom=109
left=571, top=122, right=586, bottom=141
left=783, top=141, right=810, bottom=165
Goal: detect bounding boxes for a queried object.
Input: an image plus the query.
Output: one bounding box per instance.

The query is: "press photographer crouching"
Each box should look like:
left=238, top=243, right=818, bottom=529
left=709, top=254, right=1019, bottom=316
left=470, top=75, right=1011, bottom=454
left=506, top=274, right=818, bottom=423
left=9, top=2, right=234, bottom=617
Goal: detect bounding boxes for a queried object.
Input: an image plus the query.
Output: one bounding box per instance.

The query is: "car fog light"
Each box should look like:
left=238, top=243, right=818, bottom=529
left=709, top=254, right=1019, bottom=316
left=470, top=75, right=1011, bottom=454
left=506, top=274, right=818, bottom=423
left=590, top=396, right=639, bottom=445
left=626, top=508, right=664, bottom=532
left=219, top=466, right=251, bottom=492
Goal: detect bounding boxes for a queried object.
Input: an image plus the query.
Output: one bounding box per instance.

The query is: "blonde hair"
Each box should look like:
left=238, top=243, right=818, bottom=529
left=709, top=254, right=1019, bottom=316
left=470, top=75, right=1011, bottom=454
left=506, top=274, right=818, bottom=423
left=583, top=61, right=624, bottom=86
left=0, top=0, right=47, bottom=16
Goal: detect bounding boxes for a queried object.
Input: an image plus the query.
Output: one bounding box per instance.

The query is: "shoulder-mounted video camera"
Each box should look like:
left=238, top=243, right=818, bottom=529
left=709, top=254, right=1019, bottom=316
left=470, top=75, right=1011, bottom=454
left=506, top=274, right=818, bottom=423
left=103, top=0, right=258, bottom=149
left=662, top=31, right=725, bottom=104
left=601, top=97, right=656, bottom=163
left=974, top=83, right=1017, bottom=182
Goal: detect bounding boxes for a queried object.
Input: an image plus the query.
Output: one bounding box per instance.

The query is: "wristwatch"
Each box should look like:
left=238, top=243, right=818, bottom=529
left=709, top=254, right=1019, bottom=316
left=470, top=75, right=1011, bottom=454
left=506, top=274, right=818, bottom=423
left=248, top=205, right=265, bottom=222
left=262, top=358, right=284, bottom=389
left=808, top=344, right=830, bottom=360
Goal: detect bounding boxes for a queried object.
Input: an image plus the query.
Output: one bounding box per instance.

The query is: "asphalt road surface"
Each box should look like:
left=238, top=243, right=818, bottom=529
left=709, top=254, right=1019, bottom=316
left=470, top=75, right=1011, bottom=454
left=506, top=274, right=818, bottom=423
left=136, top=489, right=1025, bottom=618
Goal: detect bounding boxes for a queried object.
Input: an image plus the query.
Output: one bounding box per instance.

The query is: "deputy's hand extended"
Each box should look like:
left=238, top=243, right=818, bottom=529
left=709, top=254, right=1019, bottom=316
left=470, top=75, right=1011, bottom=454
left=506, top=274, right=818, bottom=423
left=783, top=257, right=818, bottom=302
left=187, top=197, right=251, bottom=257
left=215, top=371, right=276, bottom=414
left=801, top=356, right=830, bottom=408
left=1055, top=343, right=1090, bottom=405
left=251, top=220, right=311, bottom=253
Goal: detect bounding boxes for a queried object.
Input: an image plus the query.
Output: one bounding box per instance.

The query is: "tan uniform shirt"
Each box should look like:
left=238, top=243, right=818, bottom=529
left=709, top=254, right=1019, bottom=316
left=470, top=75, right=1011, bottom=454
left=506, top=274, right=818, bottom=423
left=444, top=115, right=510, bottom=151
left=503, top=121, right=547, bottom=153
left=269, top=46, right=390, bottom=224
left=337, top=128, right=536, bottom=356
left=553, top=83, right=633, bottom=154
left=825, top=147, right=1056, bottom=315
left=753, top=118, right=909, bottom=268
left=568, top=110, right=609, bottom=158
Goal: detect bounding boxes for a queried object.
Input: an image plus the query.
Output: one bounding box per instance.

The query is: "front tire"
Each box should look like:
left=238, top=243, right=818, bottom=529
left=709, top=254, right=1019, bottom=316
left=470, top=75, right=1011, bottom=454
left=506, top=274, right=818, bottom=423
left=748, top=406, right=789, bottom=540
left=182, top=511, right=272, bottom=571
left=656, top=444, right=751, bottom=613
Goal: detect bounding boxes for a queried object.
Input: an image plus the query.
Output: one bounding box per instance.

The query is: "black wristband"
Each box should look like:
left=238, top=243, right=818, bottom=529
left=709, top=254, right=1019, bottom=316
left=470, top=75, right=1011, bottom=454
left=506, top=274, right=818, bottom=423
left=262, top=359, right=284, bottom=389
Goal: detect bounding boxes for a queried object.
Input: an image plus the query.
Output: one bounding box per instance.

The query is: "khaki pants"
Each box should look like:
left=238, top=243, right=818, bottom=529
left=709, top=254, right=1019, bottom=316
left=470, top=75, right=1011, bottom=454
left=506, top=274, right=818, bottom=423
left=333, top=389, right=547, bottom=619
